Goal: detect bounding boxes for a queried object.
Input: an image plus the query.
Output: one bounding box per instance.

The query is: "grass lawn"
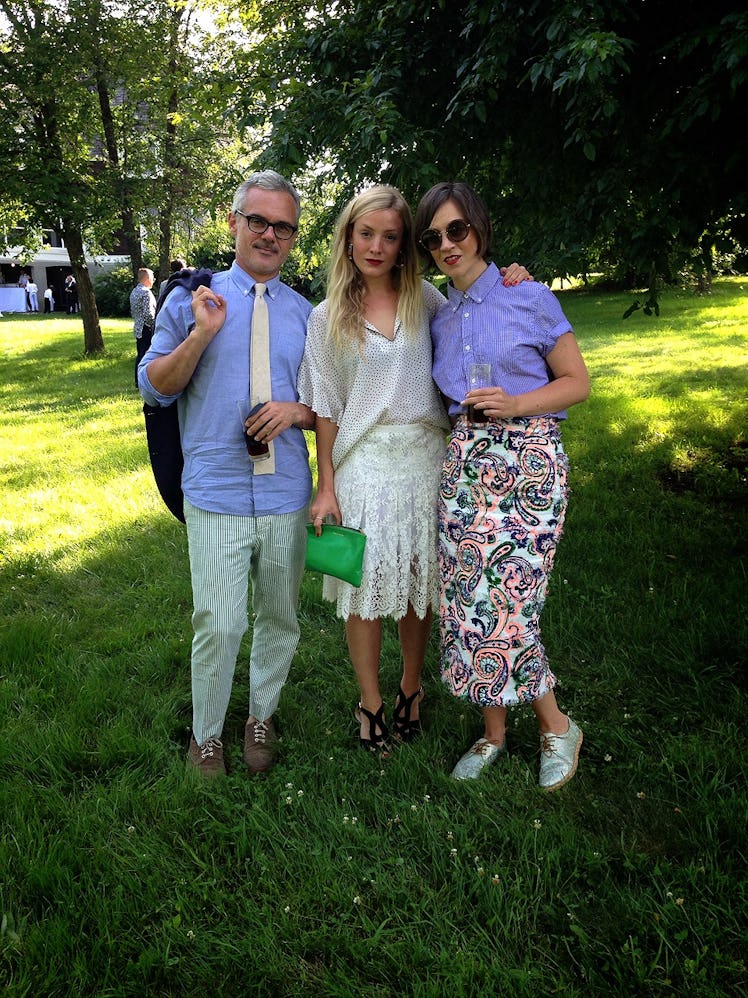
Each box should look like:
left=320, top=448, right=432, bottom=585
left=0, top=278, right=746, bottom=996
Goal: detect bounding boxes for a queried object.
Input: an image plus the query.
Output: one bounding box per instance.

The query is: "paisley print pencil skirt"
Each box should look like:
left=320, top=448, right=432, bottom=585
left=438, top=416, right=569, bottom=707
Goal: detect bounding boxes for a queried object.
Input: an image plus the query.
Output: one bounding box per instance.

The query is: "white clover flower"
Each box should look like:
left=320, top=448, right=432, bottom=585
left=450, top=848, right=458, bottom=857
left=285, top=796, right=292, bottom=805
left=533, top=819, right=542, bottom=829
left=127, top=826, right=135, bottom=834
left=297, top=790, right=304, bottom=797
left=604, top=754, right=613, bottom=762
left=284, top=906, right=290, bottom=913
left=353, top=896, right=362, bottom=905
left=491, top=875, right=500, bottom=885
left=187, top=930, right=195, bottom=940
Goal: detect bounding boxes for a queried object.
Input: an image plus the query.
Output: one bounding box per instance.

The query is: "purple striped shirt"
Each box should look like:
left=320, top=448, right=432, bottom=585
left=430, top=263, right=573, bottom=419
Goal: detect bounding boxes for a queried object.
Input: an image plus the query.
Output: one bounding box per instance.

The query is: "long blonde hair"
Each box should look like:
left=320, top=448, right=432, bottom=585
left=325, top=185, right=423, bottom=350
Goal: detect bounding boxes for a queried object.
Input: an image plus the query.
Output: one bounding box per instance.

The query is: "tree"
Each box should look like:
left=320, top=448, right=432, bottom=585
left=0, top=0, right=251, bottom=354
left=0, top=0, right=110, bottom=351
left=234, top=0, right=748, bottom=293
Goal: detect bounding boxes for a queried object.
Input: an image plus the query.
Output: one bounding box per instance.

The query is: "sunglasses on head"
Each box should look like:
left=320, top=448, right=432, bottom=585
left=419, top=219, right=471, bottom=252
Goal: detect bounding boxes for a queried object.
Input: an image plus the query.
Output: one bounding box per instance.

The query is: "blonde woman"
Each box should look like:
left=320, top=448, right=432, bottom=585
left=298, top=185, right=528, bottom=751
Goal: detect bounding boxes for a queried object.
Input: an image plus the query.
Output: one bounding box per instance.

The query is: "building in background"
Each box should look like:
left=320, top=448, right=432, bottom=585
left=0, top=226, right=128, bottom=313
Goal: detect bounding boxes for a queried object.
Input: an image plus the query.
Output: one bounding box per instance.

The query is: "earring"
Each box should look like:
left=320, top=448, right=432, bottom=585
left=347, top=242, right=353, bottom=261
left=395, top=251, right=405, bottom=269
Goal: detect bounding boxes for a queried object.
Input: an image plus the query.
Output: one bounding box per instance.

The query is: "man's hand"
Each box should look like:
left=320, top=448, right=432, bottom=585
left=190, top=286, right=227, bottom=341
left=244, top=401, right=313, bottom=442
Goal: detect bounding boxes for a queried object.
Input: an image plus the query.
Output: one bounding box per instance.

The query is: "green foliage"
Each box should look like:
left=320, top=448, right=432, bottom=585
left=0, top=281, right=747, bottom=994
left=92, top=266, right=136, bottom=318
left=0, top=1, right=254, bottom=297
left=236, top=0, right=748, bottom=298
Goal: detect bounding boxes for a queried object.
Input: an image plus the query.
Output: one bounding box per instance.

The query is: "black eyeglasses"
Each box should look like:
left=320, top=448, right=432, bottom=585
left=419, top=219, right=471, bottom=252
left=234, top=210, right=298, bottom=241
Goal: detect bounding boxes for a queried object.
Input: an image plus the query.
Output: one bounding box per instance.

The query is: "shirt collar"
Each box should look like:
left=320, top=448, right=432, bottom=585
left=229, top=261, right=283, bottom=300
left=445, top=261, right=501, bottom=308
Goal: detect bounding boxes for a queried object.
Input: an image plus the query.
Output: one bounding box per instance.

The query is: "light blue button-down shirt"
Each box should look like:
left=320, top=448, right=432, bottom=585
left=138, top=261, right=313, bottom=516
left=430, top=262, right=573, bottom=419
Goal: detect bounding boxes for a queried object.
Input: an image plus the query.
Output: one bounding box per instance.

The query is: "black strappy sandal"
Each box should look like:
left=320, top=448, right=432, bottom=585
left=354, top=702, right=390, bottom=754
left=392, top=685, right=425, bottom=742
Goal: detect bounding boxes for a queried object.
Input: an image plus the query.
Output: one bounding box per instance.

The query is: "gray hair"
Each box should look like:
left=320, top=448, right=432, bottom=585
left=231, top=170, right=301, bottom=222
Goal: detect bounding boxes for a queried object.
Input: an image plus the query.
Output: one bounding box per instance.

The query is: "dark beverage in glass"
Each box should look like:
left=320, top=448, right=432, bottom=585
left=244, top=402, right=270, bottom=460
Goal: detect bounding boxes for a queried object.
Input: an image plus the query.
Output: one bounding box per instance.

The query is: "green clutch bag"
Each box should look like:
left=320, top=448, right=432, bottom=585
left=305, top=524, right=367, bottom=587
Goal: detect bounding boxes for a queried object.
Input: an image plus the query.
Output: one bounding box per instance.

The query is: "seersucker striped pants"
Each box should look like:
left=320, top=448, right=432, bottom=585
left=184, top=500, right=307, bottom=744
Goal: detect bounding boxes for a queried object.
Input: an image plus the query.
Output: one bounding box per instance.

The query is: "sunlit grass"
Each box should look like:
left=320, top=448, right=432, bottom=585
left=1, top=282, right=747, bottom=996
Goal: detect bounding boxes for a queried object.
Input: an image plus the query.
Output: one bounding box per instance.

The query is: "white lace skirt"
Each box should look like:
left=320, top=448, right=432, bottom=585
left=324, top=422, right=447, bottom=620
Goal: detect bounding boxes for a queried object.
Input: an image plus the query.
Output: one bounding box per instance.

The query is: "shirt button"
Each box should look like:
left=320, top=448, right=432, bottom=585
left=463, top=312, right=470, bottom=318
left=465, top=345, right=471, bottom=352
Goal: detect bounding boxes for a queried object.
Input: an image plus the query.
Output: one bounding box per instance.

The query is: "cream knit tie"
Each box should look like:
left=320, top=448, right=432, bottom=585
left=250, top=282, right=275, bottom=474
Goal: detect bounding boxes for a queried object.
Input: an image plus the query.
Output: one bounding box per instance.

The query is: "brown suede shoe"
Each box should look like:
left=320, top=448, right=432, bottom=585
left=243, top=716, right=278, bottom=773
left=187, top=735, right=226, bottom=778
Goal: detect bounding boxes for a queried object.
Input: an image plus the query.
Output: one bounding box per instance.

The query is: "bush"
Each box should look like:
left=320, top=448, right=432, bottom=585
left=93, top=266, right=135, bottom=318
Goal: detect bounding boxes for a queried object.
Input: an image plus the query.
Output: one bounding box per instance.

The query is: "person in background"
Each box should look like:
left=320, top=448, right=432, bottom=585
left=298, top=185, right=531, bottom=753
left=138, top=171, right=315, bottom=779
left=64, top=274, right=77, bottom=314
left=18, top=271, right=30, bottom=311
left=27, top=279, right=39, bottom=312
left=130, top=268, right=156, bottom=387
left=43, top=286, right=55, bottom=313
left=157, top=258, right=189, bottom=304
left=415, top=181, right=590, bottom=790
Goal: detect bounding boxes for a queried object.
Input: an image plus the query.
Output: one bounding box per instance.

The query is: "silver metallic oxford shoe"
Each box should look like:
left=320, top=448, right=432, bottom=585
left=538, top=718, right=583, bottom=791
left=451, top=738, right=507, bottom=781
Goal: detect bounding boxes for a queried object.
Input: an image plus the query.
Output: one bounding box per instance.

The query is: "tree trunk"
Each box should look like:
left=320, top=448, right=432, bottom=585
left=156, top=5, right=184, bottom=284
left=158, top=213, right=172, bottom=285
left=94, top=68, right=143, bottom=280
left=62, top=223, right=105, bottom=354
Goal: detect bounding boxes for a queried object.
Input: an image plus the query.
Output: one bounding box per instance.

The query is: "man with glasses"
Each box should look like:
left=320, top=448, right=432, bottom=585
left=138, top=170, right=315, bottom=778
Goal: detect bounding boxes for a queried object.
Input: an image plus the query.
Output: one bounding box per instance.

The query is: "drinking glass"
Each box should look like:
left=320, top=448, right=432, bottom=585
left=236, top=400, right=270, bottom=461
left=467, top=362, right=492, bottom=424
